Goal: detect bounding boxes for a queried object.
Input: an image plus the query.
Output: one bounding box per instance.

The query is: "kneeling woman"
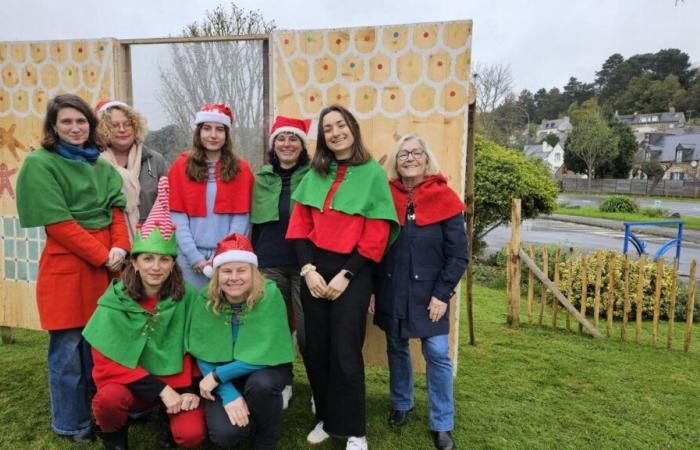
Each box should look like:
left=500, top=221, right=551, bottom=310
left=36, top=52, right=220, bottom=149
left=83, top=178, right=206, bottom=449
left=188, top=233, right=295, bottom=449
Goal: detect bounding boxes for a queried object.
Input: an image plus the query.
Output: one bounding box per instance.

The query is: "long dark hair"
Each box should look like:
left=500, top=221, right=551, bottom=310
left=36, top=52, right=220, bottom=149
left=312, top=104, right=370, bottom=176
left=41, top=94, right=101, bottom=151
left=186, top=123, right=240, bottom=182
left=121, top=255, right=186, bottom=301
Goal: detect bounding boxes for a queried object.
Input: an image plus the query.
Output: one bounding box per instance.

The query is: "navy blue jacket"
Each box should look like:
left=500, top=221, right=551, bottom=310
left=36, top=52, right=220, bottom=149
left=374, top=210, right=468, bottom=338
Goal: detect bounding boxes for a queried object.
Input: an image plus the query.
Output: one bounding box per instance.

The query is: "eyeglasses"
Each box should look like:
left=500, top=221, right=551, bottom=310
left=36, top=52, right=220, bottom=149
left=397, top=149, right=425, bottom=161
left=109, top=121, right=133, bottom=131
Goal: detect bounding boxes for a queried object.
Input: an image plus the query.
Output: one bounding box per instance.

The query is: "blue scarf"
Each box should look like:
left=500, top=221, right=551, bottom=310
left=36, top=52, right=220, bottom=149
left=55, top=139, right=100, bottom=164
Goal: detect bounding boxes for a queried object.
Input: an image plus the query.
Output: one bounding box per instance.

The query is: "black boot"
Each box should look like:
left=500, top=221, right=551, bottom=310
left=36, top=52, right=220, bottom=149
left=96, top=426, right=129, bottom=450
left=156, top=410, right=176, bottom=449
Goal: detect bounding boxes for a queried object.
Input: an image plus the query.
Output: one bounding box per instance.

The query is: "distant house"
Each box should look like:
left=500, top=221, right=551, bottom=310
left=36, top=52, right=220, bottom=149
left=523, top=141, right=564, bottom=175
left=535, top=116, right=573, bottom=143
left=639, top=132, right=700, bottom=180
left=617, top=109, right=686, bottom=134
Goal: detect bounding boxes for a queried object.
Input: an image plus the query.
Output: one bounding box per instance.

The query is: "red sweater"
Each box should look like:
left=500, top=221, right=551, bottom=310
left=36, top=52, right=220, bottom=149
left=286, top=165, right=390, bottom=263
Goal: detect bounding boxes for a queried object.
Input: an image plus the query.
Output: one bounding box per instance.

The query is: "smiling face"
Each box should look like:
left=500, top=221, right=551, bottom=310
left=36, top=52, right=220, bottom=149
left=107, top=108, right=136, bottom=152
left=199, top=122, right=227, bottom=153
left=55, top=107, right=89, bottom=147
left=322, top=110, right=355, bottom=160
left=132, top=253, right=175, bottom=293
left=396, top=137, right=427, bottom=184
left=217, top=261, right=253, bottom=303
left=273, top=132, right=303, bottom=169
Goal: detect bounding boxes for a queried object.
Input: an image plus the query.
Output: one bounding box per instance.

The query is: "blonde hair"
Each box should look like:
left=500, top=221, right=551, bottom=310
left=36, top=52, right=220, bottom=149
left=383, top=134, right=441, bottom=181
left=96, top=104, right=148, bottom=146
left=206, top=264, right=265, bottom=315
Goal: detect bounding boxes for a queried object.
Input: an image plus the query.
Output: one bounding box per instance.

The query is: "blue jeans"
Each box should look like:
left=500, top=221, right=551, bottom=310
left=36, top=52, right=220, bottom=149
left=47, top=328, right=94, bottom=435
left=385, top=331, right=454, bottom=432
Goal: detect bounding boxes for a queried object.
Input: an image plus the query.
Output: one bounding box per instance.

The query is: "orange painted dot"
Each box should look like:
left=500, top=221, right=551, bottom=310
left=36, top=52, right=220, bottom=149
left=284, top=38, right=289, bottom=44
left=90, top=71, right=95, bottom=76
left=423, top=32, right=429, bottom=38
left=0, top=96, right=4, bottom=101
left=323, top=64, right=328, bottom=70
left=26, top=70, right=31, bottom=76
left=309, top=96, right=315, bottom=102
left=390, top=94, right=396, bottom=100
left=364, top=35, right=370, bottom=42
left=78, top=47, right=83, bottom=53
left=449, top=91, right=456, bottom=97
left=57, top=47, right=61, bottom=53
left=336, top=94, right=342, bottom=100
left=437, top=61, right=443, bottom=67
left=377, top=63, right=383, bottom=70
left=335, top=38, right=342, bottom=45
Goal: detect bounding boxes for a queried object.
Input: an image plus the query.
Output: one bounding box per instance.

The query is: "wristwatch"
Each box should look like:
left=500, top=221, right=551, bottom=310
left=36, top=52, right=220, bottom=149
left=343, top=269, right=355, bottom=280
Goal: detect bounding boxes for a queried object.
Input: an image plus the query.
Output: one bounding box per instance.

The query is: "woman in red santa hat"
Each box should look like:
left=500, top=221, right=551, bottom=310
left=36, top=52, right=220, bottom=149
left=168, top=103, right=254, bottom=290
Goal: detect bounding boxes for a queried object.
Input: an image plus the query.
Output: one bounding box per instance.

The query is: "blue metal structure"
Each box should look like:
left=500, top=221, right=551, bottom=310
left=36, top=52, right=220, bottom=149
left=622, top=220, right=684, bottom=265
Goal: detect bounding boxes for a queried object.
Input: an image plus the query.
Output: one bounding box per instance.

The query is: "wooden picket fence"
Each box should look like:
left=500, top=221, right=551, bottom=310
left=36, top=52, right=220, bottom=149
left=505, top=199, right=699, bottom=351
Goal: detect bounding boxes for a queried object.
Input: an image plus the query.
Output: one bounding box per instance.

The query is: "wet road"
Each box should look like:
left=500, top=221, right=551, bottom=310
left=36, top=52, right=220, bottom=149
left=559, top=193, right=700, bottom=217
left=485, top=218, right=700, bottom=280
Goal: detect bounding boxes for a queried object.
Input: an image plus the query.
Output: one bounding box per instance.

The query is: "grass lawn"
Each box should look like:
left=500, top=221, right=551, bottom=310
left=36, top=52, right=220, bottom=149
left=555, top=206, right=700, bottom=231
left=3, top=283, right=700, bottom=449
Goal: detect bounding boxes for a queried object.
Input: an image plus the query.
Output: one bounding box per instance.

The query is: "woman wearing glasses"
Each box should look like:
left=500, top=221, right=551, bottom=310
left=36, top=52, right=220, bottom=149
left=95, top=100, right=168, bottom=241
left=371, top=134, right=467, bottom=450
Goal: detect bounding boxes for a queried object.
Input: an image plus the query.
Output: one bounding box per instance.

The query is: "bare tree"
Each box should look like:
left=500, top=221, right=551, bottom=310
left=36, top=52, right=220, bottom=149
left=157, top=3, right=275, bottom=167
left=472, top=62, right=514, bottom=113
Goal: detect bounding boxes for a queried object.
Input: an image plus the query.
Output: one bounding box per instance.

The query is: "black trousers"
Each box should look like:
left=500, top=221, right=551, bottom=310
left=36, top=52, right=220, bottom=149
left=302, top=248, right=372, bottom=437
left=204, top=364, right=292, bottom=450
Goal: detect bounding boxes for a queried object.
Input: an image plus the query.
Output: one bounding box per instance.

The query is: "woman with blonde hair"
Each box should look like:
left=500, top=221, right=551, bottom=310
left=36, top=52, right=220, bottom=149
left=372, top=134, right=467, bottom=450
left=95, top=100, right=168, bottom=240
left=188, top=233, right=295, bottom=449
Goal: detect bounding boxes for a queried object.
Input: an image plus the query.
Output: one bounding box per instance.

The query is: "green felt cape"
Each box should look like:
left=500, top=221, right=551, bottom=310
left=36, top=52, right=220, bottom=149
left=16, top=148, right=126, bottom=229
left=82, top=280, right=196, bottom=376
left=250, top=163, right=310, bottom=224
left=291, top=158, right=400, bottom=246
left=186, top=279, right=295, bottom=365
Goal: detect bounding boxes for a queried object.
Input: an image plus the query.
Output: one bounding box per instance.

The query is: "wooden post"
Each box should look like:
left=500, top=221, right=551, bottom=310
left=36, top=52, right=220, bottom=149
left=606, top=252, right=616, bottom=338
left=519, top=249, right=602, bottom=338
left=652, top=258, right=664, bottom=347
left=566, top=247, right=574, bottom=331
left=509, top=199, right=522, bottom=329
left=0, top=327, right=13, bottom=344
left=552, top=247, right=561, bottom=328
left=593, top=251, right=604, bottom=330
left=539, top=247, right=548, bottom=326
left=465, top=99, right=476, bottom=346
left=621, top=255, right=630, bottom=341
left=684, top=260, right=697, bottom=352
left=635, top=255, right=647, bottom=344
left=506, top=244, right=512, bottom=322
left=527, top=244, right=535, bottom=325
left=579, top=253, right=588, bottom=334
left=667, top=259, right=678, bottom=350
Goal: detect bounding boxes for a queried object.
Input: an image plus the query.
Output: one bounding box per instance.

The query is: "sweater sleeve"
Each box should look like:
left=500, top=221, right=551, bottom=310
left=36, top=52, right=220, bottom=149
left=214, top=360, right=266, bottom=384
left=285, top=202, right=313, bottom=239
left=196, top=359, right=241, bottom=405
left=228, top=213, right=251, bottom=237
left=431, top=213, right=468, bottom=302
left=109, top=208, right=131, bottom=252
left=45, top=220, right=110, bottom=267
left=171, top=212, right=206, bottom=266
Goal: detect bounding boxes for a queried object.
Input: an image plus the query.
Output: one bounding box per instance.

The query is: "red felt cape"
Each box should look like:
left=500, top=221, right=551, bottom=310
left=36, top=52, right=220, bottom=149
left=168, top=152, right=254, bottom=217
left=390, top=174, right=465, bottom=226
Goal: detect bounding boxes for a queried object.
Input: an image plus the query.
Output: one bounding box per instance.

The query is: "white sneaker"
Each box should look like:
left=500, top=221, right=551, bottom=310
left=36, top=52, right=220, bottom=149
left=310, top=395, right=316, bottom=414
left=282, top=385, right=293, bottom=410
left=307, top=421, right=330, bottom=445
left=346, top=436, right=368, bottom=450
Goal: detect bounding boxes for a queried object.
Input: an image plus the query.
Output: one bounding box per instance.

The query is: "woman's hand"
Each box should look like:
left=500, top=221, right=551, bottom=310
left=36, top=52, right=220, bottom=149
left=159, top=385, right=183, bottom=415
left=304, top=270, right=329, bottom=299
left=192, top=260, right=208, bottom=274
left=326, top=271, right=351, bottom=300
left=106, top=247, right=127, bottom=272
left=368, top=294, right=376, bottom=314
left=180, top=393, right=200, bottom=411
left=427, top=297, right=448, bottom=322
left=199, top=372, right=219, bottom=401
left=224, top=397, right=250, bottom=427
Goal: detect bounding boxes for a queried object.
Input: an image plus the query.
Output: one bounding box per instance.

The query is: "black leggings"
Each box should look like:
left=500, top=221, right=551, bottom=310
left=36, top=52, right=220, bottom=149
left=204, top=364, right=292, bottom=449
left=302, top=248, right=373, bottom=438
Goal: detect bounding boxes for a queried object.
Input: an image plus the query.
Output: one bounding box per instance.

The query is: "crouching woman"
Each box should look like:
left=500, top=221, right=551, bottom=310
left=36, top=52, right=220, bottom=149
left=188, top=233, right=295, bottom=450
left=83, top=177, right=206, bottom=449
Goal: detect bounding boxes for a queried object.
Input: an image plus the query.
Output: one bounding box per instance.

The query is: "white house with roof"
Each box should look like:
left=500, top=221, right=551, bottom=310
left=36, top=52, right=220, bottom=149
left=618, top=109, right=686, bottom=134
left=523, top=140, right=564, bottom=175
left=639, top=132, right=700, bottom=180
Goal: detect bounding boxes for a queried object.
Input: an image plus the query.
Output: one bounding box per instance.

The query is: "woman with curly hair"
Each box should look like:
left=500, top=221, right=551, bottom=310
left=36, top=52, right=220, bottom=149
left=168, top=104, right=254, bottom=289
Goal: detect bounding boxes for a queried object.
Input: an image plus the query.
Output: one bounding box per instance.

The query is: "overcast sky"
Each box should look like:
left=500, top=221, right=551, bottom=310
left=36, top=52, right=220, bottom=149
left=2, top=0, right=698, bottom=94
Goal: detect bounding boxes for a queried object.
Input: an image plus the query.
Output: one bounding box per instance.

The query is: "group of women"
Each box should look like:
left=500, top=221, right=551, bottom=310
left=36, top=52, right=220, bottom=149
left=15, top=93, right=467, bottom=450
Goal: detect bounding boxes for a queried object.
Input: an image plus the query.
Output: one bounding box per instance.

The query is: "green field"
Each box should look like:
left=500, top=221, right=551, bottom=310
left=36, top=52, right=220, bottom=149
left=3, top=283, right=700, bottom=449
left=555, top=206, right=700, bottom=231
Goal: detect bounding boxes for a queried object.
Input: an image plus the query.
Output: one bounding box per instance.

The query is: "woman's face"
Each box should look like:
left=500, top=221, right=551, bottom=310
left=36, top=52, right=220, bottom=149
left=200, top=122, right=227, bottom=152
left=218, top=262, right=253, bottom=302
left=55, top=107, right=90, bottom=147
left=107, top=108, right=136, bottom=152
left=322, top=110, right=354, bottom=158
left=396, top=138, right=427, bottom=180
left=132, top=253, right=175, bottom=291
left=273, top=132, right=303, bottom=168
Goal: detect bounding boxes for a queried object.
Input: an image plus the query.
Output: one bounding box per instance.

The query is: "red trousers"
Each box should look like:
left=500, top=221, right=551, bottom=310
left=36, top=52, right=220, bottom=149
left=92, top=383, right=206, bottom=448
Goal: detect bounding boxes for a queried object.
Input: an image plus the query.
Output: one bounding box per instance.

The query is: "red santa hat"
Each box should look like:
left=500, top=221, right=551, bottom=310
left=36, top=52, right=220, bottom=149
left=195, top=103, right=233, bottom=128
left=269, top=116, right=312, bottom=147
left=95, top=99, right=129, bottom=115
left=203, top=233, right=258, bottom=278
